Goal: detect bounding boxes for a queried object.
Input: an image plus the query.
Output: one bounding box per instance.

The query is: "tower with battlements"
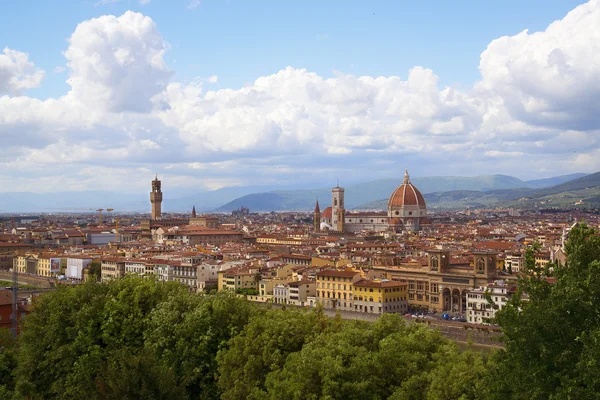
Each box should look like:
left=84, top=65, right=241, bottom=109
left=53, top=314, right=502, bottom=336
left=150, top=175, right=163, bottom=220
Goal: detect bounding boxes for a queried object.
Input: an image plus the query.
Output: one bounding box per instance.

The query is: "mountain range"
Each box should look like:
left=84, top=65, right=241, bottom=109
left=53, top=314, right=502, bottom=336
left=215, top=173, right=589, bottom=212
left=0, top=173, right=592, bottom=213
left=360, top=172, right=600, bottom=211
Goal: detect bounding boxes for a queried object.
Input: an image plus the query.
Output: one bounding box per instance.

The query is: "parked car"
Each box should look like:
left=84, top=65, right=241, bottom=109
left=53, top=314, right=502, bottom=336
left=442, top=313, right=450, bottom=320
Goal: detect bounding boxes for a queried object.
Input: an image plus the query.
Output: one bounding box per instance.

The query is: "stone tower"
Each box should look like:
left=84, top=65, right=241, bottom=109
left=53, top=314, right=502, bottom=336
left=150, top=175, right=163, bottom=220
left=313, top=199, right=321, bottom=232
left=331, top=185, right=345, bottom=232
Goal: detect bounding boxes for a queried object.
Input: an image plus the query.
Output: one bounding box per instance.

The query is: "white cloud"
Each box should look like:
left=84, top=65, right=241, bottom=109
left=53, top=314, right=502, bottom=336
left=0, top=47, right=45, bottom=95
left=2, top=3, right=600, bottom=195
left=477, top=0, right=600, bottom=131
left=53, top=66, right=66, bottom=74
left=187, top=0, right=201, bottom=9
left=64, top=11, right=172, bottom=112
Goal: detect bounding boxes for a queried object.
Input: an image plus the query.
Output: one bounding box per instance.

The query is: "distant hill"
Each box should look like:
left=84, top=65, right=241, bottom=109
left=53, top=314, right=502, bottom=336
left=215, top=173, right=588, bottom=212
left=0, top=184, right=293, bottom=213
left=1, top=172, right=592, bottom=213
left=357, top=173, right=600, bottom=211
left=524, top=173, right=588, bottom=189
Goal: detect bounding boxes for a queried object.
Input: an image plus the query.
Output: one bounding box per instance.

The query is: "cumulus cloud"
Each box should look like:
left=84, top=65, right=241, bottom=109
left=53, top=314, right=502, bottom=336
left=158, top=66, right=481, bottom=159
left=64, top=11, right=172, bottom=112
left=0, top=47, right=45, bottom=95
left=2, top=3, right=600, bottom=195
left=478, top=0, right=600, bottom=131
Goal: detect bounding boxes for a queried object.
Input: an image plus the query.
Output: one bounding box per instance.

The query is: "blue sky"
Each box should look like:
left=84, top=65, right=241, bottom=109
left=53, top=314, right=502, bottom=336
left=0, top=0, right=599, bottom=195
left=2, top=0, right=584, bottom=98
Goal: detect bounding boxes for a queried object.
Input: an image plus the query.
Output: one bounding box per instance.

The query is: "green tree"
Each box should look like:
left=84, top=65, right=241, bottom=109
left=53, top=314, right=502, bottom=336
left=424, top=346, right=489, bottom=400
left=265, top=314, right=453, bottom=400
left=94, top=347, right=186, bottom=400
left=15, top=276, right=187, bottom=399
left=217, top=307, right=330, bottom=400
left=144, top=291, right=256, bottom=399
left=0, top=329, right=17, bottom=398
left=87, top=260, right=102, bottom=281
left=488, top=223, right=600, bottom=399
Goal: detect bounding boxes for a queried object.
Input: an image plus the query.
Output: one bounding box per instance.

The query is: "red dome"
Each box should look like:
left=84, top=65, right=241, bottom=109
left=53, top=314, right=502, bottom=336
left=388, top=170, right=426, bottom=208
left=321, top=207, right=332, bottom=219
left=389, top=217, right=404, bottom=225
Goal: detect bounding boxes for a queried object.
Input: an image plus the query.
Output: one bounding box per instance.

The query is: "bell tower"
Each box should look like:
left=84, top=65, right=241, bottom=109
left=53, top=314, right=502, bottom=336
left=332, top=184, right=345, bottom=232
left=150, top=175, right=163, bottom=220
left=313, top=199, right=321, bottom=232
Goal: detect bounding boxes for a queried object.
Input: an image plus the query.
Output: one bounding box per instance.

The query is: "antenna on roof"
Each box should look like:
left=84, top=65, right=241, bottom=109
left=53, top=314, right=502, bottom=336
left=336, top=178, right=339, bottom=188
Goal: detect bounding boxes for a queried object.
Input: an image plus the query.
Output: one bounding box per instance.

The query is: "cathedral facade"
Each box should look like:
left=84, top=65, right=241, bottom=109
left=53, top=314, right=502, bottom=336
left=316, top=169, right=431, bottom=233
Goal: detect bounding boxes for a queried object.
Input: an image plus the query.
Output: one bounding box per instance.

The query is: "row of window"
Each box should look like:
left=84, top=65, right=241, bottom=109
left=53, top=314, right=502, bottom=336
left=318, top=276, right=351, bottom=282
left=318, top=282, right=349, bottom=290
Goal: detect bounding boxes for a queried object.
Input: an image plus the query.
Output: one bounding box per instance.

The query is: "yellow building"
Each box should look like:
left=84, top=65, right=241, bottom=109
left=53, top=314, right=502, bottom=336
left=315, top=269, right=361, bottom=311
left=353, top=279, right=408, bottom=314
left=218, top=267, right=259, bottom=292
left=14, top=253, right=62, bottom=277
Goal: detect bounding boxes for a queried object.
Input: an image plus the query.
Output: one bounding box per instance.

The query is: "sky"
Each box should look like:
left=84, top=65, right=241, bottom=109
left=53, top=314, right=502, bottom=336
left=1, top=0, right=599, bottom=195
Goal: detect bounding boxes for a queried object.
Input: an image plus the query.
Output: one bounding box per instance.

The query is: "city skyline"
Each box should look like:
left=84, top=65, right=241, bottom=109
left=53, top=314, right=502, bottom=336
left=1, top=0, right=599, bottom=194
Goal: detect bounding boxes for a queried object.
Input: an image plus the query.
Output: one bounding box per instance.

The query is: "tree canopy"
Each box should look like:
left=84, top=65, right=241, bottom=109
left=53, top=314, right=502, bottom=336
left=487, top=222, right=600, bottom=399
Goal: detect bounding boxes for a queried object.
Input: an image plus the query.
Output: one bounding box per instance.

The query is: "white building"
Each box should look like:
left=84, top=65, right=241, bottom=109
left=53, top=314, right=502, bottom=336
left=66, top=257, right=93, bottom=280
left=466, top=282, right=511, bottom=324
left=154, top=263, right=173, bottom=283
left=273, top=284, right=289, bottom=304
left=197, top=260, right=241, bottom=292
left=504, top=254, right=524, bottom=273
left=125, top=260, right=147, bottom=276
left=172, top=263, right=198, bottom=291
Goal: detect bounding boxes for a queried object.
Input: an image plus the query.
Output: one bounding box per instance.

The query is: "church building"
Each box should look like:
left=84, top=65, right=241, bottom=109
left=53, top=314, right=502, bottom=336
left=316, top=169, right=431, bottom=233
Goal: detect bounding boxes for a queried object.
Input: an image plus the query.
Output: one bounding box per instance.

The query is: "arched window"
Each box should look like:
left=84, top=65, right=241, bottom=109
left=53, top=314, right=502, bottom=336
left=477, top=257, right=485, bottom=273
left=431, top=256, right=439, bottom=271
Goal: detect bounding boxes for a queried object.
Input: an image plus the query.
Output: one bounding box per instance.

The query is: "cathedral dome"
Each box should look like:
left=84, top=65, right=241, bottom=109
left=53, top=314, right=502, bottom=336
left=388, top=169, right=426, bottom=209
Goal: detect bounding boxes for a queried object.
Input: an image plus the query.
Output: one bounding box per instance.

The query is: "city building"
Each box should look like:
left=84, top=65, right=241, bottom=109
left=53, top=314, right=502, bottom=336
left=101, top=258, right=126, bottom=282
left=466, top=281, right=511, bottom=324
left=318, top=169, right=431, bottom=233
left=352, top=279, right=408, bottom=314
left=315, top=269, right=362, bottom=311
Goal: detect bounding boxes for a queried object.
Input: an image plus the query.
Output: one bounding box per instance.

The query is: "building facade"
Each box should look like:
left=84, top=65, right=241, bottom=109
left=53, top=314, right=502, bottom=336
left=315, top=269, right=361, bottom=311
left=370, top=249, right=499, bottom=312
left=318, top=169, right=430, bottom=233
left=352, top=279, right=408, bottom=314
